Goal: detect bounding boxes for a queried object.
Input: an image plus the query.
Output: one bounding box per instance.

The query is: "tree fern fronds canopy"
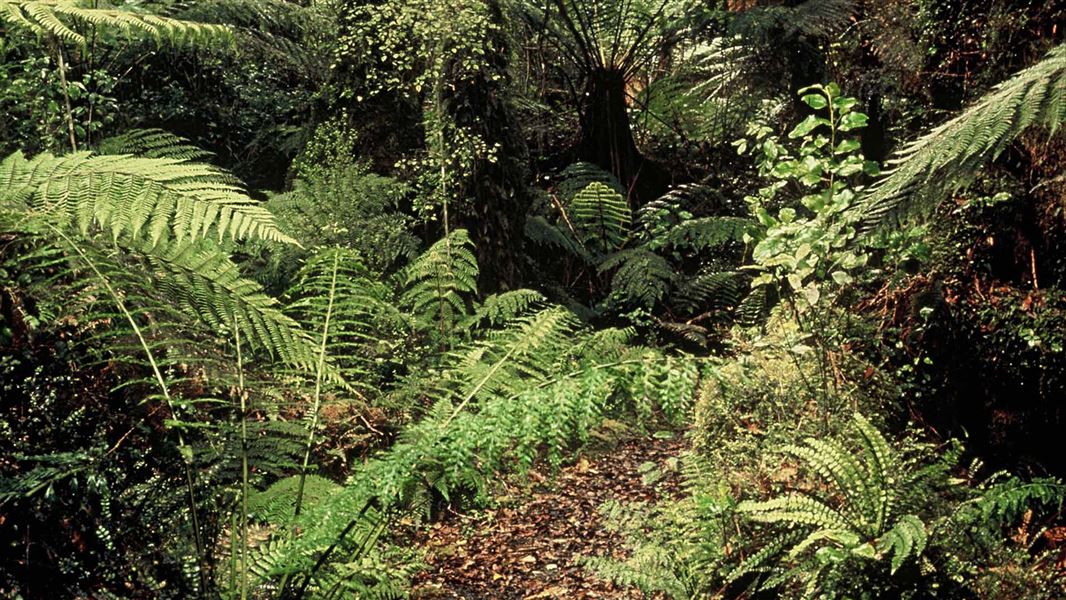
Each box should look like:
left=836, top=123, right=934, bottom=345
left=858, top=44, right=1066, bottom=229
left=0, top=0, right=231, bottom=46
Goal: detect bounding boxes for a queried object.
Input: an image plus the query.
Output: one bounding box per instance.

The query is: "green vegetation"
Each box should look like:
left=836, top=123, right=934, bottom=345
left=1, top=1, right=1064, bottom=598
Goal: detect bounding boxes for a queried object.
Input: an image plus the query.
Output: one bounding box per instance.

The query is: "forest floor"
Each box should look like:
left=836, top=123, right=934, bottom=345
left=411, top=430, right=686, bottom=599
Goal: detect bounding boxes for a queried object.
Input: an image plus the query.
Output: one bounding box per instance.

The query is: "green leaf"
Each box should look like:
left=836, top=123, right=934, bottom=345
left=802, top=93, right=828, bottom=110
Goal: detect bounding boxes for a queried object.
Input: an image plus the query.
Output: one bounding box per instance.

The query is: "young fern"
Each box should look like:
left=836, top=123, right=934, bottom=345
left=571, top=182, right=632, bottom=255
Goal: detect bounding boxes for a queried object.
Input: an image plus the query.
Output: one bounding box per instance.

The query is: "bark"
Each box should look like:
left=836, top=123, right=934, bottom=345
left=443, top=0, right=532, bottom=292
left=575, top=68, right=667, bottom=205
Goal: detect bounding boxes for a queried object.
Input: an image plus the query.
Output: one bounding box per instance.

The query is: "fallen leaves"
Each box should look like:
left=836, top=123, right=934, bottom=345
left=411, top=433, right=686, bottom=599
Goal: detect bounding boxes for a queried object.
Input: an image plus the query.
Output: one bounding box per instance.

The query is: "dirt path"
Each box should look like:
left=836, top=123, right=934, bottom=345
left=411, top=433, right=686, bottom=599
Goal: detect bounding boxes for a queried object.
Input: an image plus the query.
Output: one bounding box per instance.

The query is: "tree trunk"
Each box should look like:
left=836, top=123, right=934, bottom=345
left=576, top=68, right=643, bottom=200
left=443, top=0, right=531, bottom=292
left=575, top=68, right=670, bottom=206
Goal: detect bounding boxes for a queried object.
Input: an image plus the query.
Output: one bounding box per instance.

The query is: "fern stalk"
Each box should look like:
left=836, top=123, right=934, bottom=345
left=50, top=37, right=78, bottom=152
left=49, top=223, right=208, bottom=594
left=233, top=317, right=249, bottom=600
left=293, top=250, right=339, bottom=519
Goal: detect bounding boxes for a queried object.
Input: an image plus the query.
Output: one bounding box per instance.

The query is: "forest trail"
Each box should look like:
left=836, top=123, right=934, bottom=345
left=411, top=432, right=687, bottom=599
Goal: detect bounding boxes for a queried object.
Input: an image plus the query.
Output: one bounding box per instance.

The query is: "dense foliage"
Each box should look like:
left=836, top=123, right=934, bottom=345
left=1, top=1, right=1064, bottom=598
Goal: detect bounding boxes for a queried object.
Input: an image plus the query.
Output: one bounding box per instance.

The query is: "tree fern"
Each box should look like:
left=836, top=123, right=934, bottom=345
left=0, top=0, right=230, bottom=46
left=859, top=44, right=1066, bottom=229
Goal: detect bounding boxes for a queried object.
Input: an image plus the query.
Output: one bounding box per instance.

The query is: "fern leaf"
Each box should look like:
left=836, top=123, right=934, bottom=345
left=2, top=150, right=296, bottom=245
left=401, top=229, right=479, bottom=334
left=571, top=182, right=632, bottom=255
left=599, top=248, right=675, bottom=308
left=463, top=289, right=546, bottom=330
left=738, top=493, right=853, bottom=532
left=0, top=0, right=230, bottom=46
left=97, top=128, right=216, bottom=162
left=859, top=44, right=1066, bottom=228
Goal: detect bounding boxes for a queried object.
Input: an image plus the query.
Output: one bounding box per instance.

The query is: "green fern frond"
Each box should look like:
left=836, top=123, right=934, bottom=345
left=663, top=216, right=754, bottom=252
left=859, top=44, right=1066, bottom=228
left=599, top=248, right=675, bottom=308
left=97, top=128, right=216, bottom=162
left=877, top=514, right=927, bottom=574
left=571, top=182, right=632, bottom=255
left=136, top=237, right=321, bottom=372
left=0, top=0, right=230, bottom=46
left=523, top=215, right=593, bottom=262
left=401, top=229, right=478, bottom=334
left=287, top=247, right=404, bottom=386
left=964, top=476, right=1066, bottom=528
left=671, top=271, right=743, bottom=314
left=0, top=150, right=296, bottom=245
left=735, top=285, right=767, bottom=325
left=247, top=474, right=341, bottom=526
left=555, top=161, right=624, bottom=202
left=739, top=493, right=853, bottom=532
left=463, top=289, right=546, bottom=330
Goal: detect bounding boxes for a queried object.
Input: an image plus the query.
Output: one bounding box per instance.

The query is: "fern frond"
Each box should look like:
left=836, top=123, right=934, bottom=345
left=401, top=229, right=478, bottom=334
left=463, top=289, right=546, bottom=330
left=859, top=44, right=1066, bottom=228
left=671, top=271, right=743, bottom=314
left=97, top=128, right=216, bottom=162
left=664, top=216, right=754, bottom=252
left=555, top=161, right=624, bottom=202
left=599, top=248, right=675, bottom=308
left=0, top=150, right=296, bottom=245
left=571, top=182, right=632, bottom=255
left=287, top=247, right=404, bottom=387
left=738, top=493, right=853, bottom=532
left=523, top=215, right=593, bottom=262
left=247, top=474, right=341, bottom=526
left=0, top=0, right=230, bottom=46
left=136, top=237, right=321, bottom=372
left=876, top=514, right=926, bottom=574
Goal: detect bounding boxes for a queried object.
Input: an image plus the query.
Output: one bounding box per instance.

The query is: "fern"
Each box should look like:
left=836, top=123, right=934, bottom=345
left=663, top=216, right=754, bottom=252
left=555, top=161, right=624, bottom=202
left=247, top=474, right=342, bottom=527
left=0, top=150, right=297, bottom=245
left=400, top=229, right=478, bottom=336
left=599, top=248, right=675, bottom=308
left=97, top=128, right=216, bottom=162
left=731, top=413, right=935, bottom=594
left=0, top=0, right=230, bottom=46
left=462, top=289, right=546, bottom=330
left=859, top=44, right=1066, bottom=228
left=286, top=247, right=404, bottom=387
left=671, top=271, right=744, bottom=314
left=570, top=182, right=632, bottom=255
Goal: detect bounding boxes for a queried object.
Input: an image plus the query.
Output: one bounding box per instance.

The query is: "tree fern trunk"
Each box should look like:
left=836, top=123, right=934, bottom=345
left=577, top=68, right=642, bottom=198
